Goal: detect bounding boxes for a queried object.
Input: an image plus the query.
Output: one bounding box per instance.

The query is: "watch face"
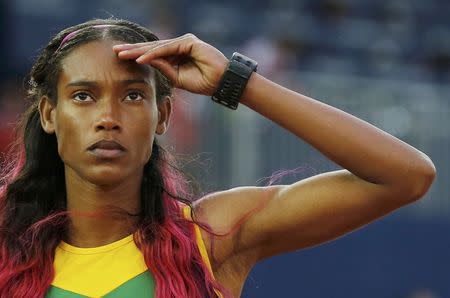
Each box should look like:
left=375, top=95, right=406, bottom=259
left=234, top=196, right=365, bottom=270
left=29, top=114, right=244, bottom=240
left=232, top=52, right=258, bottom=72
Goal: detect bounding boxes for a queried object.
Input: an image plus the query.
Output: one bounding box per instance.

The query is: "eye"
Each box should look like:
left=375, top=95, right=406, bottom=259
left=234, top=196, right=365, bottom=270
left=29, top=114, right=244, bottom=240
left=125, top=91, right=145, bottom=101
left=73, top=92, right=94, bottom=102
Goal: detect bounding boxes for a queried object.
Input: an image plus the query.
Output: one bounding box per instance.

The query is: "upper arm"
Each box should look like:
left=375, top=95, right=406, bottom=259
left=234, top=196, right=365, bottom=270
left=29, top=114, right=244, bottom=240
left=193, top=169, right=427, bottom=268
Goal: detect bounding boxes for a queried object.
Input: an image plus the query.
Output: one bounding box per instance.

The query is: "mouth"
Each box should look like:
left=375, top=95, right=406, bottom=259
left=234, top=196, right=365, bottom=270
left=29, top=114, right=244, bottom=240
left=87, top=140, right=127, bottom=159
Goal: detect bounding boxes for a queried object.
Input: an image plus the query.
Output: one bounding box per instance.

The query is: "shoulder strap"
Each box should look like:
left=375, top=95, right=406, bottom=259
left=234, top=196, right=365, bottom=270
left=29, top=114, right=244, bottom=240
left=181, top=205, right=215, bottom=278
left=182, top=205, right=224, bottom=298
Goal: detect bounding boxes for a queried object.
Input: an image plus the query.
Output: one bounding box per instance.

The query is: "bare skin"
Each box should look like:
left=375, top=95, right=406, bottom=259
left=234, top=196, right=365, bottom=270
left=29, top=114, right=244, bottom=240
left=114, top=34, right=436, bottom=297
left=39, top=40, right=171, bottom=247
left=35, top=32, right=435, bottom=297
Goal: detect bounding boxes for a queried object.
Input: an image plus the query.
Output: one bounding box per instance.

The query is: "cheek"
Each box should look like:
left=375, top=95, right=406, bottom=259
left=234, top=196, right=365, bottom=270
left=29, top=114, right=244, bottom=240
left=53, top=107, right=86, bottom=163
left=122, top=107, right=158, bottom=159
left=128, top=115, right=156, bottom=163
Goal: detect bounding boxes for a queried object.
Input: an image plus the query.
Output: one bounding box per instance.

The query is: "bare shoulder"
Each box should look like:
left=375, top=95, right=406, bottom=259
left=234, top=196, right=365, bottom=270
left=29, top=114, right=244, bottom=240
left=191, top=186, right=280, bottom=296
left=191, top=185, right=281, bottom=267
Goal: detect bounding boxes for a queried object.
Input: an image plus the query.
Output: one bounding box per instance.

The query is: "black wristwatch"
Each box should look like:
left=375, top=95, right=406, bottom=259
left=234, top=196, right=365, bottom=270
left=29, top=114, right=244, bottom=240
left=211, top=52, right=258, bottom=110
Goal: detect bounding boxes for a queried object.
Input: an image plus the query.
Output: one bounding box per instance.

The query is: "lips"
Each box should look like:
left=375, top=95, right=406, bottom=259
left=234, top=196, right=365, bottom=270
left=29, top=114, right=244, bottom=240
left=87, top=140, right=126, bottom=159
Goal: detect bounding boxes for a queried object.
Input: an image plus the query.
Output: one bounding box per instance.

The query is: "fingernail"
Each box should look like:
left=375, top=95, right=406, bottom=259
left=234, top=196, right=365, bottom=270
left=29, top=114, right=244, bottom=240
left=113, top=44, right=130, bottom=48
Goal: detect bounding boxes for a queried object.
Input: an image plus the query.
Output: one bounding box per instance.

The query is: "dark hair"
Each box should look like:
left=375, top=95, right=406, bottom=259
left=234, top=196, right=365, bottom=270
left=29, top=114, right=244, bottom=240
left=0, top=18, right=230, bottom=297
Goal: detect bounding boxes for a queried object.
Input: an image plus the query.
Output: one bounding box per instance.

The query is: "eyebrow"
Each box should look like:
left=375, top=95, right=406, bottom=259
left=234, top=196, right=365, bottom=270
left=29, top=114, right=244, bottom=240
left=65, top=79, right=151, bottom=88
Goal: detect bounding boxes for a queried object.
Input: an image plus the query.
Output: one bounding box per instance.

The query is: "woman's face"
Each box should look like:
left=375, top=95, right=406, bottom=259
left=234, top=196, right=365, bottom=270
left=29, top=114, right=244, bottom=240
left=39, top=40, right=171, bottom=186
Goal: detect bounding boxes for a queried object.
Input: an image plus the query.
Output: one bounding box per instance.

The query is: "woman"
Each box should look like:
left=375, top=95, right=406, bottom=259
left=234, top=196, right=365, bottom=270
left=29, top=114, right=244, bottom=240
left=0, top=18, right=436, bottom=297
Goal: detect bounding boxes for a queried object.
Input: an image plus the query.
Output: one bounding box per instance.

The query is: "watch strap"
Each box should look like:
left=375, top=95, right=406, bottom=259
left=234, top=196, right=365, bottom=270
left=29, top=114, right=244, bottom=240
left=211, top=52, right=258, bottom=110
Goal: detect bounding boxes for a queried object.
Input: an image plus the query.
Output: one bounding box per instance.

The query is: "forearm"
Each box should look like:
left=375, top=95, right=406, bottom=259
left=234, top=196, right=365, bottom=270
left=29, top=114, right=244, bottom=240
left=240, top=73, right=435, bottom=193
left=114, top=34, right=435, bottom=194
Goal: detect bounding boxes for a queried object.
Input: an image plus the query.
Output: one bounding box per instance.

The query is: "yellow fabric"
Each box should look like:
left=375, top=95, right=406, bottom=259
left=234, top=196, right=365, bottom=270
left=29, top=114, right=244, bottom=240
left=182, top=205, right=224, bottom=298
left=182, top=205, right=215, bottom=278
left=52, top=204, right=223, bottom=297
left=52, top=234, right=148, bottom=297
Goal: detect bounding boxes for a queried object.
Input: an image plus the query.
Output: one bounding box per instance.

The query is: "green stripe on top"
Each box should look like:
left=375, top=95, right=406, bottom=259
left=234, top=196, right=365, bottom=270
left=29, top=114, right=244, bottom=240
left=46, top=271, right=155, bottom=298
left=45, top=286, right=89, bottom=298
left=104, top=271, right=154, bottom=297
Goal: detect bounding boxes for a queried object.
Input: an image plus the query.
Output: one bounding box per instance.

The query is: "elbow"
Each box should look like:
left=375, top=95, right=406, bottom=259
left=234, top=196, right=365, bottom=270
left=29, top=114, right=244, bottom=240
left=408, top=159, right=437, bottom=201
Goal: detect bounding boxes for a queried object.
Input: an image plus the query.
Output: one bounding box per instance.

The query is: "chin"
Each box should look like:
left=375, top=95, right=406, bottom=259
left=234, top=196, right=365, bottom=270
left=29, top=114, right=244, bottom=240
left=70, top=164, right=138, bottom=186
left=65, top=159, right=142, bottom=187
left=83, top=166, right=133, bottom=187
left=88, top=175, right=125, bottom=187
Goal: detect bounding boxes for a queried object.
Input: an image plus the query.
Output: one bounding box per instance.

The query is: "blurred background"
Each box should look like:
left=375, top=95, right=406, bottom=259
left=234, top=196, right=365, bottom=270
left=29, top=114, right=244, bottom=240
left=0, top=0, right=449, bottom=297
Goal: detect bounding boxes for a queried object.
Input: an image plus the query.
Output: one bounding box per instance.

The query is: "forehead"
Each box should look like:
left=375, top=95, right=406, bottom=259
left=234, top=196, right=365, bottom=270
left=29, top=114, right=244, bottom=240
left=58, top=40, right=154, bottom=87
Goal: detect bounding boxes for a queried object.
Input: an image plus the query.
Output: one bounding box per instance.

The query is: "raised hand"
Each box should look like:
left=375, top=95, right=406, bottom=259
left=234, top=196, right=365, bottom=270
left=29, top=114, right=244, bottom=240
left=113, top=34, right=228, bottom=96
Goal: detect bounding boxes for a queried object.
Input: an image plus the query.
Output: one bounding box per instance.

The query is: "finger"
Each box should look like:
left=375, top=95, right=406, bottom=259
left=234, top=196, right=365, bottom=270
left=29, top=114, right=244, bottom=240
left=116, top=40, right=173, bottom=59
left=116, top=46, right=151, bottom=59
left=113, top=44, right=140, bottom=52
left=113, top=42, right=157, bottom=53
left=135, top=34, right=197, bottom=64
left=115, top=34, right=197, bottom=60
left=114, top=34, right=196, bottom=54
left=114, top=38, right=177, bottom=49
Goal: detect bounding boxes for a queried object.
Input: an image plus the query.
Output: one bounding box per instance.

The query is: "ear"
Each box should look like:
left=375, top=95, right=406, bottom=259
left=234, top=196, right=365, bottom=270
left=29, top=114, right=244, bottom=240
left=155, top=96, right=172, bottom=135
left=38, top=96, right=56, bottom=134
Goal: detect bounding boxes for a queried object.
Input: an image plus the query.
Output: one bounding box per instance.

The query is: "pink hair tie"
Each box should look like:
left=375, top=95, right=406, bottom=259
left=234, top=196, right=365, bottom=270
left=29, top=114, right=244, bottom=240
left=55, top=24, right=116, bottom=52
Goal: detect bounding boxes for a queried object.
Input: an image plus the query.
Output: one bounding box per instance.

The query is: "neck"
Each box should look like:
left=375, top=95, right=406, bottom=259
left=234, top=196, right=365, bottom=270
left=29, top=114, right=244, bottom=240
left=64, top=166, right=142, bottom=248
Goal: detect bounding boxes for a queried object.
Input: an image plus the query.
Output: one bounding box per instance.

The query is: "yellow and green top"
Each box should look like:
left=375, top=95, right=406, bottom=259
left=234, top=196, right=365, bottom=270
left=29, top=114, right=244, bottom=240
left=45, top=205, right=220, bottom=297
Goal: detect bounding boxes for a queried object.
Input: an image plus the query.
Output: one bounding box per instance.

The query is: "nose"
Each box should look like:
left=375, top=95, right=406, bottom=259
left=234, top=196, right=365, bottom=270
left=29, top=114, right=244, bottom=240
left=94, top=100, right=122, bottom=132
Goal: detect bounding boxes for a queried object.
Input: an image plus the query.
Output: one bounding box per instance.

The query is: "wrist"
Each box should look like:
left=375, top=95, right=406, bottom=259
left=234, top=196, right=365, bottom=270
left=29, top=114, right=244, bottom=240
left=211, top=52, right=258, bottom=110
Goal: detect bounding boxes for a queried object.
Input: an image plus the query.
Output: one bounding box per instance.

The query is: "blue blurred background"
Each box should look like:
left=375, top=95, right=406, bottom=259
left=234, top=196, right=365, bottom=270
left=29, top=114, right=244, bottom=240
left=0, top=0, right=449, bottom=297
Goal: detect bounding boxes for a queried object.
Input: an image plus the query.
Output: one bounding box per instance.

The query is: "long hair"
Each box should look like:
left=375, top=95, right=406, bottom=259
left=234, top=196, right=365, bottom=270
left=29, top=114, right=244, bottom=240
left=0, top=18, right=230, bottom=297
